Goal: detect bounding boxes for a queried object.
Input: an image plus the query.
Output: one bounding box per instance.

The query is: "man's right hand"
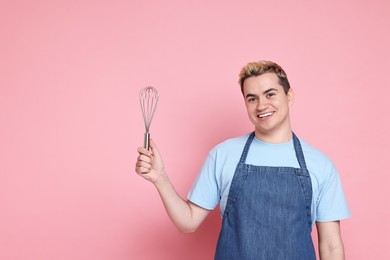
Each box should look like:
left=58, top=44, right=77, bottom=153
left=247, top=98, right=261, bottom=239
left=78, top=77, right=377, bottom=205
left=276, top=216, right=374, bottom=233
left=135, top=139, right=166, bottom=184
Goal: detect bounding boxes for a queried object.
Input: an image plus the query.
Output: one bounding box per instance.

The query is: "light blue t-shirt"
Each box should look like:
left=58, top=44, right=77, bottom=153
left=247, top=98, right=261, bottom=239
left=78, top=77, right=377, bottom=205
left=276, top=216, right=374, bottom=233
left=187, top=133, right=351, bottom=225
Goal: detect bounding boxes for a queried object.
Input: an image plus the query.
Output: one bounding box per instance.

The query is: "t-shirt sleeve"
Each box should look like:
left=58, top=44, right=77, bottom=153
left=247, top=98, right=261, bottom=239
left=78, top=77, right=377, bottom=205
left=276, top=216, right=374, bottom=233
left=315, top=165, right=351, bottom=222
left=187, top=153, right=220, bottom=211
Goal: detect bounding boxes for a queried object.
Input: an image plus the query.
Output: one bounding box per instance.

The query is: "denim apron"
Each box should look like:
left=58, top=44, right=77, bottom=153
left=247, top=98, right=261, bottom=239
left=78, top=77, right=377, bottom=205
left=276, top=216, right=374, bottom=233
left=215, top=132, right=316, bottom=260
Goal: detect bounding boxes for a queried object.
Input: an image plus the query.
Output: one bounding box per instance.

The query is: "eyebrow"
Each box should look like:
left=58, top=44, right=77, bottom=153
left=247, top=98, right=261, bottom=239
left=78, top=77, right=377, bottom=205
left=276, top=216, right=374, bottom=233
left=245, top=88, right=278, bottom=99
left=263, top=88, right=278, bottom=94
left=245, top=93, right=257, bottom=99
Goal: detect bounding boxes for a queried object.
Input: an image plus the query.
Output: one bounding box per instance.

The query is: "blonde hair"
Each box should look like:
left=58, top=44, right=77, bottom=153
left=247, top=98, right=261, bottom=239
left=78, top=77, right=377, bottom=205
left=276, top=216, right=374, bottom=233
left=238, top=60, right=290, bottom=94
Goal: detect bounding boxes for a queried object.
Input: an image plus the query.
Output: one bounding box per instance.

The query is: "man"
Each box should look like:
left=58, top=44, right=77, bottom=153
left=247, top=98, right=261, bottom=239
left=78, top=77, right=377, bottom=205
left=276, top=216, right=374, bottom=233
left=135, top=60, right=350, bottom=259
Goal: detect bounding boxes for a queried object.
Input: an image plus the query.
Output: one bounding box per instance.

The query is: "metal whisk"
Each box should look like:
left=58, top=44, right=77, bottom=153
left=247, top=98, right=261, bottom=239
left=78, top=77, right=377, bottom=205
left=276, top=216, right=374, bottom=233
left=139, top=86, right=159, bottom=150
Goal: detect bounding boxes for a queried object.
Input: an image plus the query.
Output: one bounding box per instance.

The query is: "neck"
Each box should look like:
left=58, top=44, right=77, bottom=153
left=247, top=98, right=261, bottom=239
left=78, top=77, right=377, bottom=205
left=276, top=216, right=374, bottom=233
left=254, top=129, right=293, bottom=144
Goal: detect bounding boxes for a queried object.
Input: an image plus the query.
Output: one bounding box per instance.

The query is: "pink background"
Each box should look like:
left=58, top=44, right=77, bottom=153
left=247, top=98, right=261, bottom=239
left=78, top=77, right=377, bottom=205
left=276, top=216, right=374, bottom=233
left=1, top=0, right=389, bottom=259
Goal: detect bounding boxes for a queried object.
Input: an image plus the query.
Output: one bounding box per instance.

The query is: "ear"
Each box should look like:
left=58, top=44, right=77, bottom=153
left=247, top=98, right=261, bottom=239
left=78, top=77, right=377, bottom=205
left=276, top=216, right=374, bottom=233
left=287, top=88, right=294, bottom=107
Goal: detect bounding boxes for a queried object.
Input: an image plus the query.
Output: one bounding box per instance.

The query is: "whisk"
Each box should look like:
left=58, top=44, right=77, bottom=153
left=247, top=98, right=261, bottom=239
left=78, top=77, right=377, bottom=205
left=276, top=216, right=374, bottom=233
left=139, top=86, right=159, bottom=150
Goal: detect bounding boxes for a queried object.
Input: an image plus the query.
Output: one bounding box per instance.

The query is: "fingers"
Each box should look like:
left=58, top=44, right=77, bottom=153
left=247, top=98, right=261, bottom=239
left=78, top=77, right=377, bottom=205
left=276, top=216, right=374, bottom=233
left=149, top=139, right=160, bottom=158
left=149, top=139, right=156, bottom=149
left=138, top=154, right=151, bottom=163
left=135, top=159, right=151, bottom=174
left=135, top=164, right=151, bottom=174
left=137, top=146, right=152, bottom=156
left=135, top=139, right=162, bottom=175
left=135, top=151, right=152, bottom=174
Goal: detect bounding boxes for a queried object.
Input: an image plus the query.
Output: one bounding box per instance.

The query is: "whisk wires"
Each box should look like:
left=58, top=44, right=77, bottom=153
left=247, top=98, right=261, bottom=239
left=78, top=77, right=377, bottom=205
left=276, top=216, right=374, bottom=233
left=139, top=86, right=159, bottom=132
left=139, top=86, right=159, bottom=149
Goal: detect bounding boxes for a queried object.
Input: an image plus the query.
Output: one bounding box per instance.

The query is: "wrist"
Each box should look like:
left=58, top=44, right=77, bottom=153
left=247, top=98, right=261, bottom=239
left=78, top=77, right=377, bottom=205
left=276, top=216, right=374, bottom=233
left=153, top=170, right=169, bottom=187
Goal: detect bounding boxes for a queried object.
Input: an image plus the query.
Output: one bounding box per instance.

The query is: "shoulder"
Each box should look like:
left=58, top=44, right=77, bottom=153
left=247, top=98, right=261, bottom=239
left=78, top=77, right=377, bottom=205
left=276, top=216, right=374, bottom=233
left=299, top=138, right=337, bottom=183
left=204, top=133, right=251, bottom=171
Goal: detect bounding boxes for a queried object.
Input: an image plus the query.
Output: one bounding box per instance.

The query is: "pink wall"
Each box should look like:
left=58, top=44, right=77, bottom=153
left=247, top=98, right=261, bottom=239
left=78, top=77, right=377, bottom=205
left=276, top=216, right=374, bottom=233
left=1, top=0, right=389, bottom=259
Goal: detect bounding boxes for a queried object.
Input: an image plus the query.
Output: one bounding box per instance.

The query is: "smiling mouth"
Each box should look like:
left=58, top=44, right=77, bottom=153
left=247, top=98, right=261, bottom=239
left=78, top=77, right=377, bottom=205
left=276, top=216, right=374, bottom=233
left=257, top=112, right=274, bottom=118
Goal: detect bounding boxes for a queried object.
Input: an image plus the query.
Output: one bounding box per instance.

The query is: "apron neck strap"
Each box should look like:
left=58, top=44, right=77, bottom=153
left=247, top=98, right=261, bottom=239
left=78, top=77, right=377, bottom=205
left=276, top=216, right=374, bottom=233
left=239, top=131, right=308, bottom=170
left=292, top=132, right=307, bottom=170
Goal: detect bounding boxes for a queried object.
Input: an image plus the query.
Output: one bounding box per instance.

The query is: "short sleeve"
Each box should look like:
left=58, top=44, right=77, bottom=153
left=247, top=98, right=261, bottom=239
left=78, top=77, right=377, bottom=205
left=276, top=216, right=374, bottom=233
left=315, top=165, right=351, bottom=222
left=187, top=153, right=220, bottom=211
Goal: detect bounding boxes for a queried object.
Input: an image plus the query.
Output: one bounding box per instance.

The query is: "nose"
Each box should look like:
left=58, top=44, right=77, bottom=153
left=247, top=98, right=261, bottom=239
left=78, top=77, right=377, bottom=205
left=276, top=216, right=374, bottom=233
left=256, top=96, right=268, bottom=111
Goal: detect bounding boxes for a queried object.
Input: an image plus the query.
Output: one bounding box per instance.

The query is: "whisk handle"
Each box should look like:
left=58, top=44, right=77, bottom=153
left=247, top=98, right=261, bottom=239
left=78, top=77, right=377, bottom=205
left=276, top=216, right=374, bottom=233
left=144, top=132, right=150, bottom=150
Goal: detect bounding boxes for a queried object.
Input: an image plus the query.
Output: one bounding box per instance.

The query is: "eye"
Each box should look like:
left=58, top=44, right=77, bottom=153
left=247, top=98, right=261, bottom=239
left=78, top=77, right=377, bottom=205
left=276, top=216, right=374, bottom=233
left=266, top=92, right=276, bottom=98
left=247, top=97, right=256, bottom=103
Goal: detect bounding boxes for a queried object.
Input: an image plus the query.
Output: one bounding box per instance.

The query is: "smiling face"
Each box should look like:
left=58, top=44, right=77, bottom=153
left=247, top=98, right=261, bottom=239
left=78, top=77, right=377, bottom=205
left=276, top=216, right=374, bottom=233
left=243, top=72, right=294, bottom=143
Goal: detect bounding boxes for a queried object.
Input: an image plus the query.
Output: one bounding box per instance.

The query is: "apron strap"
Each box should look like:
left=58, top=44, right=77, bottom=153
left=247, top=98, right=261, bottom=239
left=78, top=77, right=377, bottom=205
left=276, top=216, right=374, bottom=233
left=292, top=132, right=308, bottom=170
left=239, top=132, right=255, bottom=163
left=240, top=132, right=308, bottom=171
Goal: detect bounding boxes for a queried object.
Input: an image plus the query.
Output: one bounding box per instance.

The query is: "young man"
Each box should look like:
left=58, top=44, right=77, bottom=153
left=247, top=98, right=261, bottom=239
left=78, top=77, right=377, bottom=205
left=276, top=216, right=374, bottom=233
left=135, top=60, right=350, bottom=259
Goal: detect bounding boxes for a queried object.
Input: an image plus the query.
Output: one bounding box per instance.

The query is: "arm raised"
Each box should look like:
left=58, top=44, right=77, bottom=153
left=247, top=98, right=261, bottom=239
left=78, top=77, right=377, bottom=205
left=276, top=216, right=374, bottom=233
left=135, top=140, right=210, bottom=233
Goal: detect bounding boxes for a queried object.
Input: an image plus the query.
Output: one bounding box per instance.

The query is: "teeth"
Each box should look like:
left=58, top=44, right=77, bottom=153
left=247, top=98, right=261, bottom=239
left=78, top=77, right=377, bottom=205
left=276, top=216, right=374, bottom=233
left=258, top=112, right=273, bottom=118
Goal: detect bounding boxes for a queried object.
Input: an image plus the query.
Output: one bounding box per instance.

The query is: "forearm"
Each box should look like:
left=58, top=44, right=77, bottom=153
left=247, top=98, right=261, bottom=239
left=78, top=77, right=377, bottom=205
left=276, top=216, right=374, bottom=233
left=316, top=221, right=345, bottom=260
left=154, top=173, right=200, bottom=233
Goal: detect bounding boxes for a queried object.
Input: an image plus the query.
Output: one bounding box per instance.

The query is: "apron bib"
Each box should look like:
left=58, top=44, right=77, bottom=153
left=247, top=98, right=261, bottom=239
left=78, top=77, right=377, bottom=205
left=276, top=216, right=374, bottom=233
left=215, top=132, right=316, bottom=260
